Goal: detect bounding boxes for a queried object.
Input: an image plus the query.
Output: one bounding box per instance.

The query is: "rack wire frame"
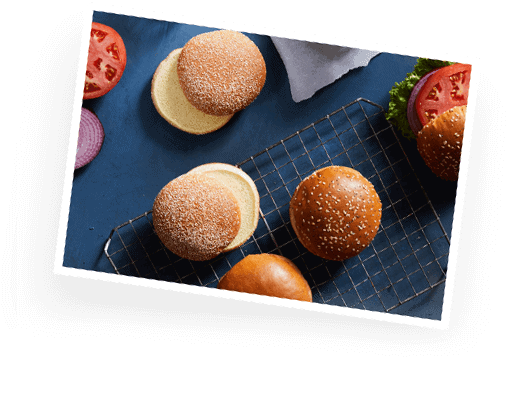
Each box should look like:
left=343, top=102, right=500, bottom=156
left=104, top=98, right=450, bottom=314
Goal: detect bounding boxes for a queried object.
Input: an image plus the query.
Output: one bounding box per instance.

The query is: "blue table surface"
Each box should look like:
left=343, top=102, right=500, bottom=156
left=64, top=10, right=459, bottom=320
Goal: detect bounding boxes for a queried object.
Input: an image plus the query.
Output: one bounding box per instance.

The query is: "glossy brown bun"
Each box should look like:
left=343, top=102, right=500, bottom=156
left=416, top=105, right=466, bottom=182
left=177, top=30, right=266, bottom=116
left=152, top=173, right=241, bottom=261
left=289, top=166, right=382, bottom=261
left=217, top=253, right=312, bottom=302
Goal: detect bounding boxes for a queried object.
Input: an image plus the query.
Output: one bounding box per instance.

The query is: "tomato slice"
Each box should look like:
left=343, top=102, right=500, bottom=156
left=83, top=22, right=127, bottom=100
left=415, top=63, right=471, bottom=126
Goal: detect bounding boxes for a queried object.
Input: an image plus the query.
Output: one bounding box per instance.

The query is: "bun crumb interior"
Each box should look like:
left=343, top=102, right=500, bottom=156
left=188, top=163, right=260, bottom=252
left=151, top=48, right=232, bottom=135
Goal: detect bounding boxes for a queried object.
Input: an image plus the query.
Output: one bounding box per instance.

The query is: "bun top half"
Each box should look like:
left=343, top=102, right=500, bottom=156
left=416, top=105, right=466, bottom=181
left=217, top=253, right=312, bottom=302
left=289, top=166, right=382, bottom=261
left=177, top=30, right=266, bottom=116
left=152, top=172, right=241, bottom=262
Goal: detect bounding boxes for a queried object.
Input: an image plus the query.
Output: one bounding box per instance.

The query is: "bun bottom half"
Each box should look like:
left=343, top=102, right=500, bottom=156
left=187, top=163, right=260, bottom=252
left=151, top=48, right=232, bottom=135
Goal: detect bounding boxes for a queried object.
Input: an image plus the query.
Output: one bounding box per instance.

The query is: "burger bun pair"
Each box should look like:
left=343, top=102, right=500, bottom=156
left=151, top=30, right=266, bottom=135
left=152, top=163, right=260, bottom=261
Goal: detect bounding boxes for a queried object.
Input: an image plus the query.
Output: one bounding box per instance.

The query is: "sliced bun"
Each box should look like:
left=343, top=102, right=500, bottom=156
left=217, top=253, right=312, bottom=302
left=187, top=163, right=260, bottom=251
left=416, top=105, right=466, bottom=181
left=151, top=48, right=232, bottom=134
left=177, top=30, right=266, bottom=116
left=289, top=166, right=382, bottom=261
left=152, top=173, right=241, bottom=261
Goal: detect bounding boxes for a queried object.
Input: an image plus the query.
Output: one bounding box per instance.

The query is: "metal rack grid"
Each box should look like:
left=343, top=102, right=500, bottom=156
left=104, top=98, right=449, bottom=314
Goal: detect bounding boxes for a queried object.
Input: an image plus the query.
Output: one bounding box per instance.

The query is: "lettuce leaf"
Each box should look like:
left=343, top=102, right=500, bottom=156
left=385, top=58, right=454, bottom=140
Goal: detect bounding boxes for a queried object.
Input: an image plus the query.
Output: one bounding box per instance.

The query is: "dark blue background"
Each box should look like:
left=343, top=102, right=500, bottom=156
left=64, top=10, right=459, bottom=319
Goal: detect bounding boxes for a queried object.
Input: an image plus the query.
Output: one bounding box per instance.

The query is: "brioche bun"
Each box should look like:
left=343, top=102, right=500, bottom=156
left=152, top=173, right=241, bottom=261
left=416, top=105, right=466, bottom=181
left=289, top=166, right=382, bottom=261
left=217, top=253, right=312, bottom=302
left=187, top=163, right=260, bottom=251
left=151, top=48, right=232, bottom=135
left=177, top=30, right=266, bottom=116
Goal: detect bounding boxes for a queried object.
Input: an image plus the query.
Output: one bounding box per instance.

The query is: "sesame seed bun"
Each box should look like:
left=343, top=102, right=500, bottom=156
left=152, top=173, right=241, bottom=261
left=217, top=253, right=312, bottom=302
left=416, top=105, right=466, bottom=181
left=177, top=30, right=266, bottom=116
left=151, top=48, right=232, bottom=135
left=289, top=166, right=382, bottom=261
left=186, top=163, right=260, bottom=252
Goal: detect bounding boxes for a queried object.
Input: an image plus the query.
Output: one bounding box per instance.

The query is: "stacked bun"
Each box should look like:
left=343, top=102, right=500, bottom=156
left=386, top=61, right=471, bottom=182
left=217, top=253, right=312, bottom=302
left=152, top=163, right=260, bottom=261
left=151, top=30, right=266, bottom=134
left=289, top=166, right=382, bottom=261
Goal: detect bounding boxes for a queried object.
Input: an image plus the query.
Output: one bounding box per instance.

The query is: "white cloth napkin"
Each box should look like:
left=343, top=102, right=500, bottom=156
left=271, top=36, right=381, bottom=103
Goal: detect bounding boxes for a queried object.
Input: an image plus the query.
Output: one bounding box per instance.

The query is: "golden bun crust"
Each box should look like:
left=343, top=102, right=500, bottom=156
left=152, top=173, right=241, bottom=261
left=416, top=105, right=466, bottom=181
left=177, top=30, right=266, bottom=116
left=217, top=253, right=312, bottom=302
left=289, top=166, right=382, bottom=261
left=151, top=48, right=232, bottom=135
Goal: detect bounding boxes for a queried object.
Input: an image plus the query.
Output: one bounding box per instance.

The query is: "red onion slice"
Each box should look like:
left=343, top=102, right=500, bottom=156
left=75, top=107, right=104, bottom=169
left=407, top=69, right=438, bottom=134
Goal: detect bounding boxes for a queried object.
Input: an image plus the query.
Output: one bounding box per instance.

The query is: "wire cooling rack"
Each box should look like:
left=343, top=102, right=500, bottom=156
left=104, top=98, right=449, bottom=313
